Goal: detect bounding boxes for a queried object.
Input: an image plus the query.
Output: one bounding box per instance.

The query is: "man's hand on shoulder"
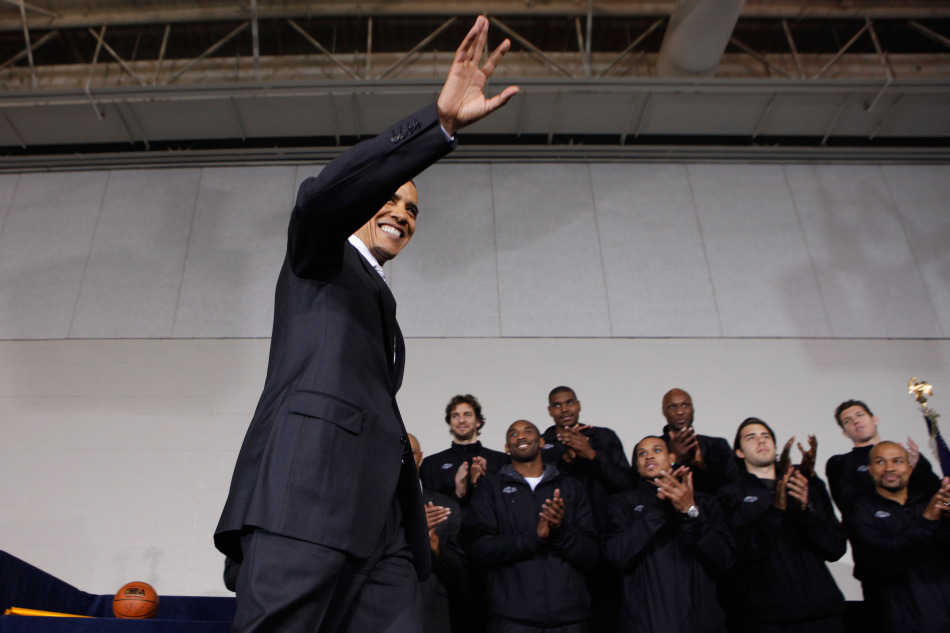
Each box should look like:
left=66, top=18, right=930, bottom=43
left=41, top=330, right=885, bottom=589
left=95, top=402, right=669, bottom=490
left=437, top=16, right=519, bottom=136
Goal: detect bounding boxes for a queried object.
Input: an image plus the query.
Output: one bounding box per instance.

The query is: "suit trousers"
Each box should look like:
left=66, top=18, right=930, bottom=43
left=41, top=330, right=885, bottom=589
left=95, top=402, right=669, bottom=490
left=232, top=499, right=423, bottom=633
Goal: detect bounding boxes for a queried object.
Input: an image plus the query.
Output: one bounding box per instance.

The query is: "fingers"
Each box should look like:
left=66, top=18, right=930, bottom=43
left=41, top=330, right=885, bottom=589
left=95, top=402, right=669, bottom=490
left=787, top=470, right=809, bottom=507
left=481, top=38, right=511, bottom=77
left=540, top=491, right=565, bottom=526
left=425, top=503, right=451, bottom=529
left=474, top=17, right=490, bottom=62
left=455, top=15, right=486, bottom=63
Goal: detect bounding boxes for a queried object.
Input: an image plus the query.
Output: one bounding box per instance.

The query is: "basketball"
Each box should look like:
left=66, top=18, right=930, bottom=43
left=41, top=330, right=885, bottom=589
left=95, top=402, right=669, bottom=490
left=112, top=581, right=159, bottom=619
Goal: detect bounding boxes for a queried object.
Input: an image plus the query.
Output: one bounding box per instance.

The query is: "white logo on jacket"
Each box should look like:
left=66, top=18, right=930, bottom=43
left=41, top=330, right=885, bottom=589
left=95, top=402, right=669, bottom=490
left=441, top=463, right=454, bottom=470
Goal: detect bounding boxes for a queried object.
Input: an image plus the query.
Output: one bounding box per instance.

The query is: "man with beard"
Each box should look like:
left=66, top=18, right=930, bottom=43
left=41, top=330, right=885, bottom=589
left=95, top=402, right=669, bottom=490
left=660, top=388, right=740, bottom=493
left=541, top=386, right=632, bottom=632
left=844, top=441, right=950, bottom=633
left=825, top=399, right=939, bottom=514
left=717, top=418, right=846, bottom=633
left=465, top=420, right=598, bottom=633
left=603, top=435, right=733, bottom=633
left=421, top=394, right=508, bottom=504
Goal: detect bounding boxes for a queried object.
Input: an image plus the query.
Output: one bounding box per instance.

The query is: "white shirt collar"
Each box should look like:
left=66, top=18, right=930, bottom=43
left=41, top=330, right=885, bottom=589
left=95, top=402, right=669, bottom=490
left=348, top=235, right=382, bottom=270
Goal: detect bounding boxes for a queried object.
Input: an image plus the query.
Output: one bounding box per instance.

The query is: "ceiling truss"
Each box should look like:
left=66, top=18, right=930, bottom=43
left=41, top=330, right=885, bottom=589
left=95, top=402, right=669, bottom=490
left=0, top=1, right=946, bottom=168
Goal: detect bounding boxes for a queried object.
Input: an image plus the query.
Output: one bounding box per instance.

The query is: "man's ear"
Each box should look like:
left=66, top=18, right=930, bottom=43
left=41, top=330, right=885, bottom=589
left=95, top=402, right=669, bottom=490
left=735, top=448, right=745, bottom=460
left=539, top=437, right=546, bottom=448
left=504, top=445, right=509, bottom=454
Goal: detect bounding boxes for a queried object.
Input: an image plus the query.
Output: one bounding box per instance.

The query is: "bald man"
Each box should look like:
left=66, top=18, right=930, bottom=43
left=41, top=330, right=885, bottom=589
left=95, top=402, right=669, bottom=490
left=844, top=441, right=950, bottom=633
left=465, top=420, right=598, bottom=633
left=659, top=388, right=739, bottom=493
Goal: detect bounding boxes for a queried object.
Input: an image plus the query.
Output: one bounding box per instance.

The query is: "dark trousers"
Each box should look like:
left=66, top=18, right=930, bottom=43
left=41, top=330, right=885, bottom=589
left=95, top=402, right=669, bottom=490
left=488, top=619, right=588, bottom=633
left=232, top=501, right=423, bottom=633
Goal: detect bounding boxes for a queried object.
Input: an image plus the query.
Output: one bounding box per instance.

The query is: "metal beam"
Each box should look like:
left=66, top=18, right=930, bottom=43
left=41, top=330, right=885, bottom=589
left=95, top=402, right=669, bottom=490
left=378, top=17, right=456, bottom=79
left=287, top=19, right=359, bottom=80
left=250, top=0, right=261, bottom=82
left=163, top=22, right=249, bottom=85
left=5, top=3, right=950, bottom=31
left=813, top=23, right=869, bottom=79
left=598, top=19, right=664, bottom=77
left=909, top=21, right=950, bottom=50
left=88, top=27, right=148, bottom=86
left=782, top=20, right=804, bottom=79
left=489, top=16, right=574, bottom=78
left=729, top=36, right=795, bottom=79
left=16, top=0, right=37, bottom=89
left=0, top=29, right=57, bottom=72
left=154, top=24, right=170, bottom=85
left=0, top=0, right=54, bottom=19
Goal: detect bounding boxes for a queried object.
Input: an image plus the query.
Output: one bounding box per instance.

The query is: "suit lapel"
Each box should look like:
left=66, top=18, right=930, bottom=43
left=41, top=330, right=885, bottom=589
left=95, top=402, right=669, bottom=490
left=350, top=245, right=399, bottom=388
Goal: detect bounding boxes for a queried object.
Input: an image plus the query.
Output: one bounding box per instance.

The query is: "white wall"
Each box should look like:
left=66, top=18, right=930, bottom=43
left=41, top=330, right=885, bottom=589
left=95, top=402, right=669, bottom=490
left=0, top=163, right=947, bottom=340
left=0, top=159, right=948, bottom=600
left=2, top=336, right=949, bottom=599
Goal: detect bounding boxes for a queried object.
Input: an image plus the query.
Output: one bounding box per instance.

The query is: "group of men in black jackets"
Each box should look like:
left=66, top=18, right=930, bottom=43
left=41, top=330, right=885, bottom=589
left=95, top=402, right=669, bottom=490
left=411, top=389, right=950, bottom=633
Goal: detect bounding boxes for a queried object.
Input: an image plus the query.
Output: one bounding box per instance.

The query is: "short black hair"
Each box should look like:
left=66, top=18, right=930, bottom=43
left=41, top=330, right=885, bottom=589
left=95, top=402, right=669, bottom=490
left=834, top=400, right=873, bottom=428
left=633, top=435, right=671, bottom=456
left=548, top=386, right=576, bottom=403
left=733, top=417, right=777, bottom=452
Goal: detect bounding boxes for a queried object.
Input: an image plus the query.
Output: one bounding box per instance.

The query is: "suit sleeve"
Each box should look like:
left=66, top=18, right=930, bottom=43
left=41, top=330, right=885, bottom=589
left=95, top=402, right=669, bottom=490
left=288, top=104, right=456, bottom=279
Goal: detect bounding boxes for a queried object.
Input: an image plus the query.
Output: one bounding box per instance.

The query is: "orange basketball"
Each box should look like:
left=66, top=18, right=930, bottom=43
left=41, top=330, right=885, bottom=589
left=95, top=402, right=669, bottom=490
left=112, top=581, right=159, bottom=619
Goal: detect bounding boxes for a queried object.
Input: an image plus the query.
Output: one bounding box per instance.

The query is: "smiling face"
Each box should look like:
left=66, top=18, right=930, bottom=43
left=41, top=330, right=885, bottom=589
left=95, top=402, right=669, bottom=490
left=506, top=420, right=544, bottom=463
left=662, top=389, right=694, bottom=432
left=352, top=181, right=418, bottom=264
left=735, top=423, right=776, bottom=470
left=869, top=441, right=910, bottom=495
left=635, top=436, right=673, bottom=479
left=838, top=404, right=880, bottom=447
left=449, top=403, right=479, bottom=443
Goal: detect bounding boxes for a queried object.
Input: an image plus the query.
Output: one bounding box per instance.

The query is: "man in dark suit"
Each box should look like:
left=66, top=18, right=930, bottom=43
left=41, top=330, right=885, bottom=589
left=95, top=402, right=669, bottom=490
left=213, top=17, right=518, bottom=633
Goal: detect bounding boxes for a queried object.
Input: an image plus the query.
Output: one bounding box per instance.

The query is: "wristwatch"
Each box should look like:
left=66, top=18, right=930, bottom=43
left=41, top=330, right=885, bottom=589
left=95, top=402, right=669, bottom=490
left=684, top=505, right=700, bottom=519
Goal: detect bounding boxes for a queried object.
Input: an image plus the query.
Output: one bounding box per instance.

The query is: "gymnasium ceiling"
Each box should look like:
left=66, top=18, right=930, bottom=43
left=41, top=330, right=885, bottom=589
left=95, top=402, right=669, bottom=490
left=0, top=0, right=948, bottom=169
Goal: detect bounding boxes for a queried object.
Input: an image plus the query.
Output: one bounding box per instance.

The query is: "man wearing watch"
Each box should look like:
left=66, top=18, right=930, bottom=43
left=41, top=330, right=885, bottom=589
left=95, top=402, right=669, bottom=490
left=603, top=436, right=733, bottom=633
left=717, top=418, right=847, bottom=633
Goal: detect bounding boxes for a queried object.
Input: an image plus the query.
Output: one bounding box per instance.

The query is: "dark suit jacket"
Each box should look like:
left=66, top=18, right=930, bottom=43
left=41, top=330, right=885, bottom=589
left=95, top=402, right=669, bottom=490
left=214, top=104, right=455, bottom=580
